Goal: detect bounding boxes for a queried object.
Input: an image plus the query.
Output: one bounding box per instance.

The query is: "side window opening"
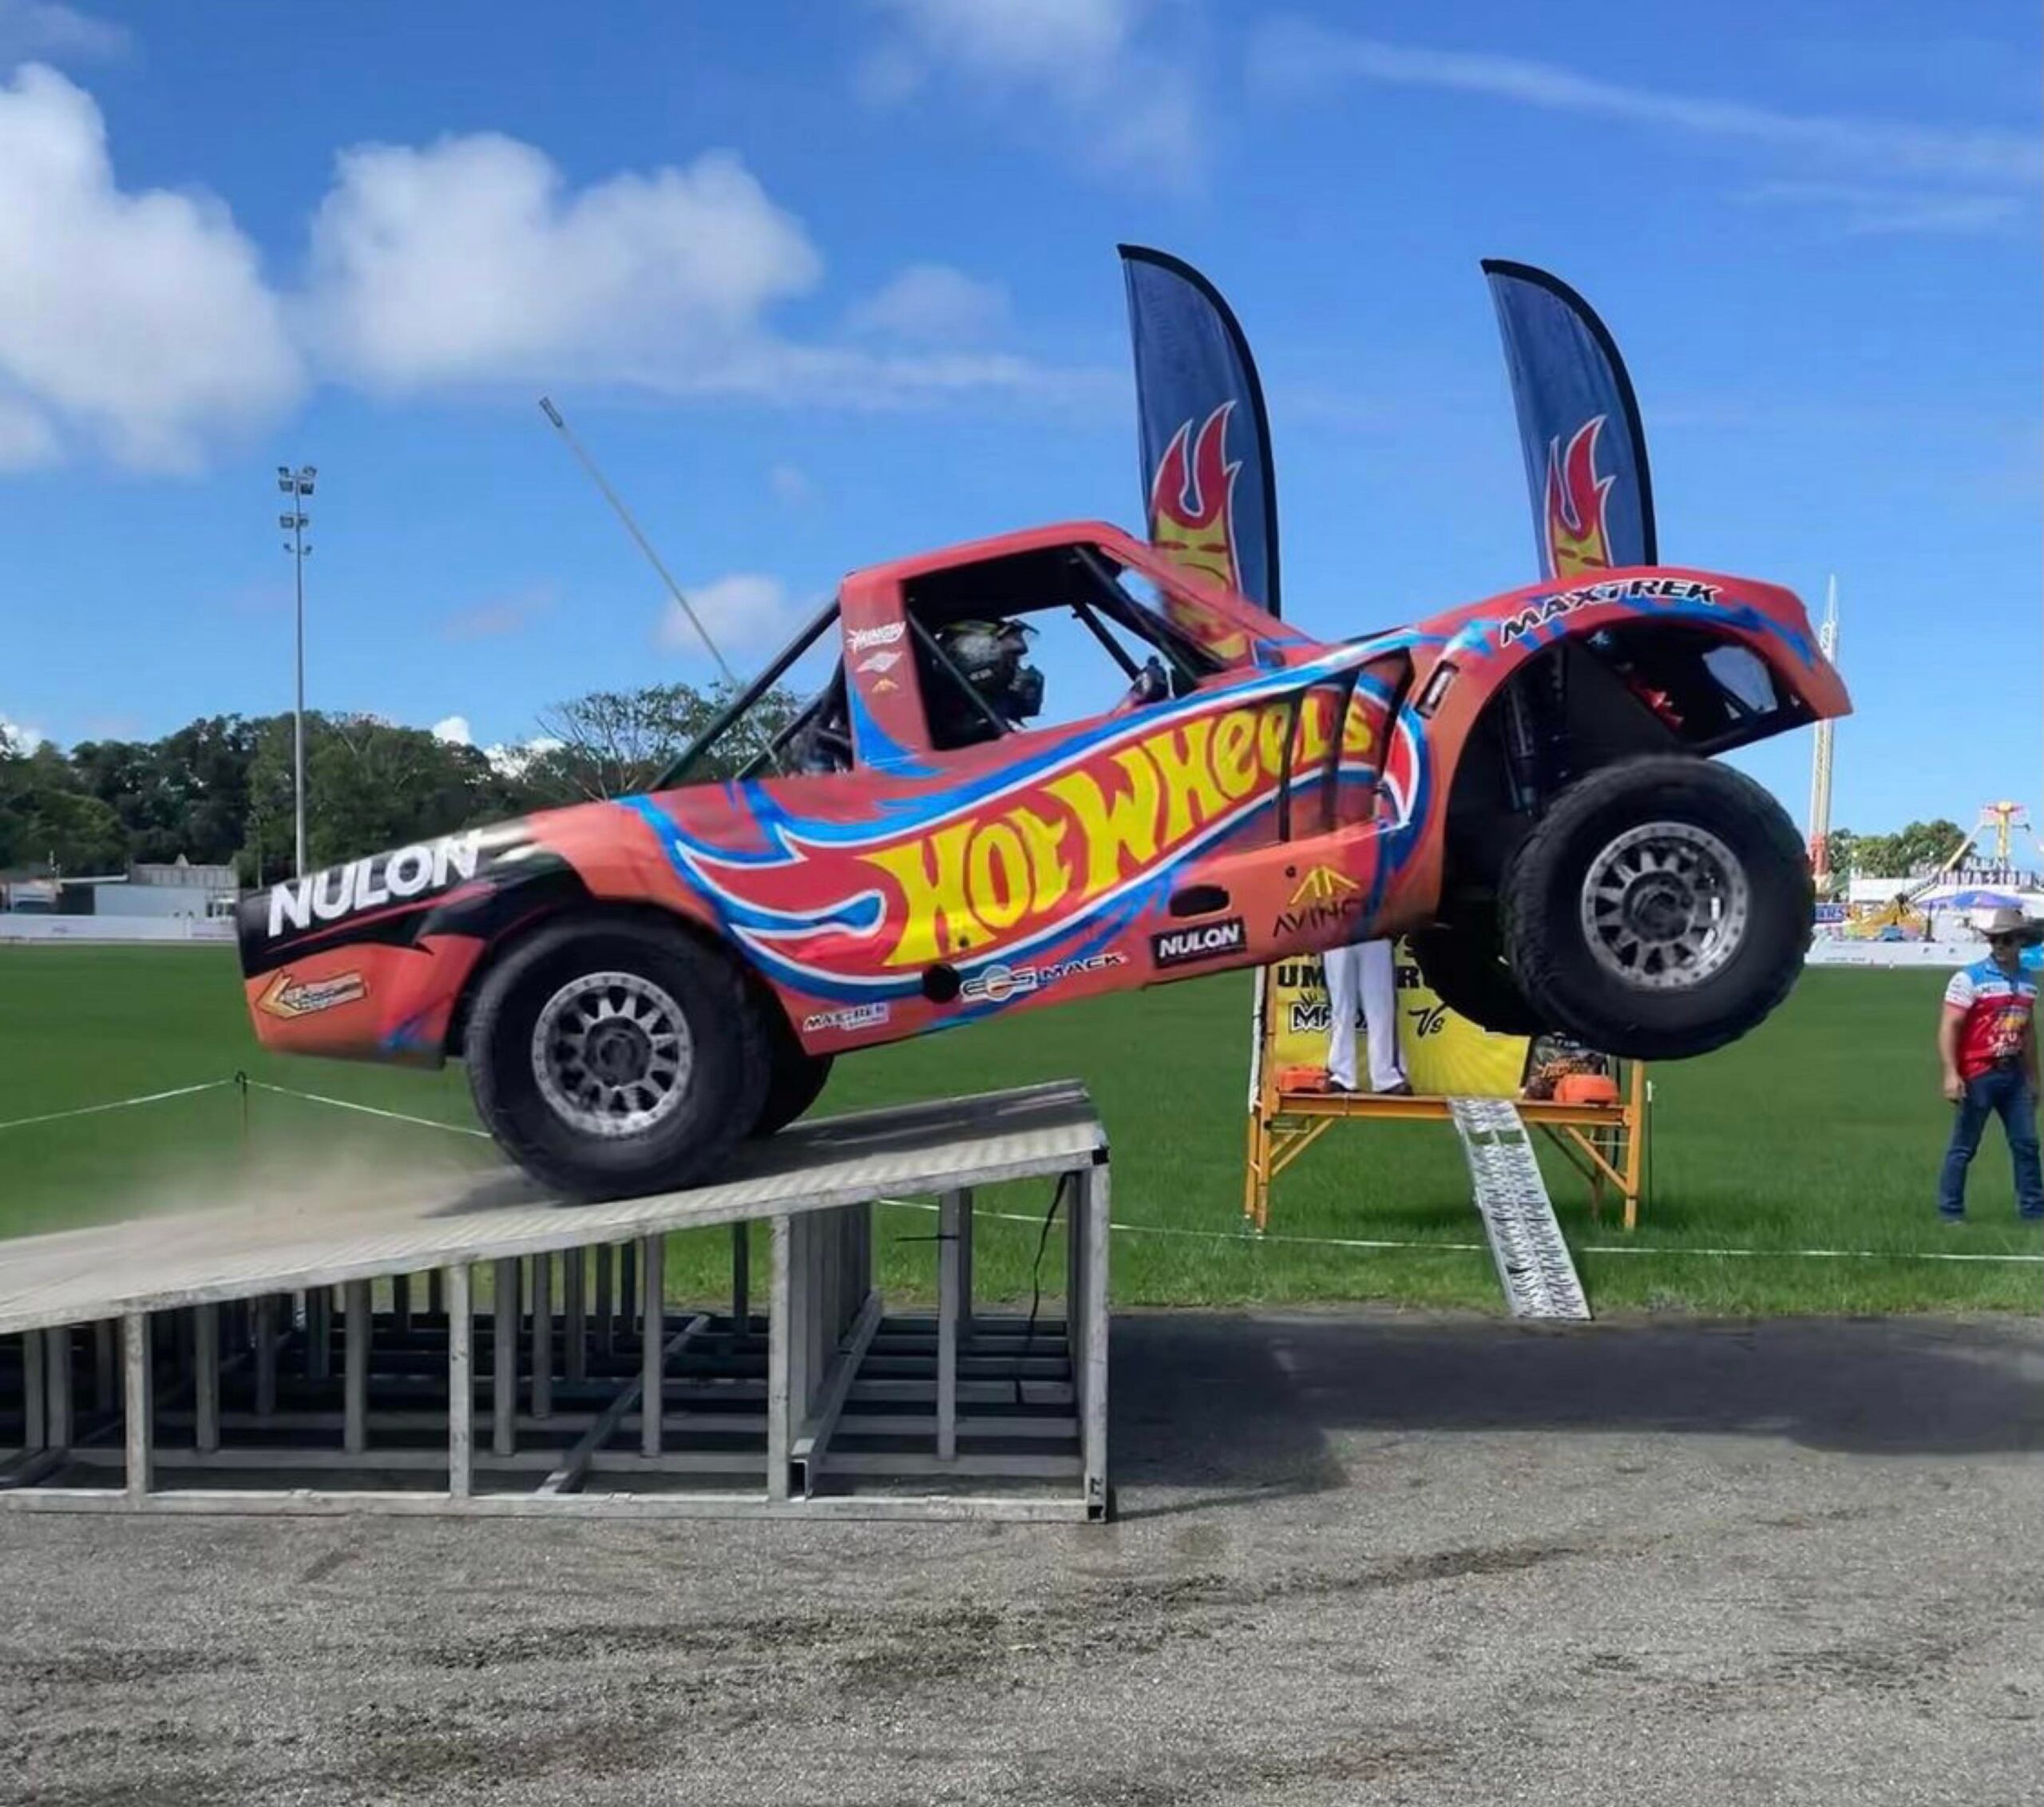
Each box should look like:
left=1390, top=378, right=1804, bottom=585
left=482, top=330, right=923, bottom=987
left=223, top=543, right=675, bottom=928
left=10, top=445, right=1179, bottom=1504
left=903, top=544, right=1225, bottom=752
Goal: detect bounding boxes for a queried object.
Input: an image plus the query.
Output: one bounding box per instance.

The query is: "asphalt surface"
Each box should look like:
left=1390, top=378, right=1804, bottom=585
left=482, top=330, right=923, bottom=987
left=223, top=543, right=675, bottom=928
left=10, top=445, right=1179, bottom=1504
left=5, top=1309, right=2042, bottom=1805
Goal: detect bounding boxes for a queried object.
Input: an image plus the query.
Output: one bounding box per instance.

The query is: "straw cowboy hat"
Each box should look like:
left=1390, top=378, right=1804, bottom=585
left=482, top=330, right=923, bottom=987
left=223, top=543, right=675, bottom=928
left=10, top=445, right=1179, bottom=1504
left=1978, top=906, right=2044, bottom=946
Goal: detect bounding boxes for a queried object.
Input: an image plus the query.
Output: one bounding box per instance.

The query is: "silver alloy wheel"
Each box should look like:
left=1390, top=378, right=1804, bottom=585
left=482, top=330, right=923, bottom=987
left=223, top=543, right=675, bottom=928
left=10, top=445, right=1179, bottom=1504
left=1578, top=820, right=1749, bottom=991
left=531, top=970, right=692, bottom=1137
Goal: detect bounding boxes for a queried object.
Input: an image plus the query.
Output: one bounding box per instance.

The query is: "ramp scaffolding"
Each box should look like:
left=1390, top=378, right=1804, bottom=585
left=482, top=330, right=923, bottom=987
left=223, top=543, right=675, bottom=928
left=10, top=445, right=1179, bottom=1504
left=0, top=1082, right=1109, bottom=1521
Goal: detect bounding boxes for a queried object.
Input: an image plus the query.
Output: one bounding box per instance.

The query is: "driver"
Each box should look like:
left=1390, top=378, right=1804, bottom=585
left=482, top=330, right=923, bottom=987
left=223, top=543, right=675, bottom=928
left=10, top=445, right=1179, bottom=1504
left=927, top=618, right=1044, bottom=747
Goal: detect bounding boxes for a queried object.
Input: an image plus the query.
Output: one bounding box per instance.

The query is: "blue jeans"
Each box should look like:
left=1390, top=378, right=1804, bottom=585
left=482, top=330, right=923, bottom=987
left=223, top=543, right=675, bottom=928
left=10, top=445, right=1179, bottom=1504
left=1939, top=1067, right=2043, bottom=1220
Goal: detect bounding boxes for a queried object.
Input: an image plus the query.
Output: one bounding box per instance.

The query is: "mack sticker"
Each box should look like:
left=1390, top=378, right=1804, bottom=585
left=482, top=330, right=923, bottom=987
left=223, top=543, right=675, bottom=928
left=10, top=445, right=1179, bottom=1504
left=1494, top=577, right=1722, bottom=649
left=267, top=830, right=485, bottom=938
left=802, top=1002, right=890, bottom=1034
left=847, top=621, right=905, bottom=653
left=961, top=950, right=1127, bottom=1005
left=855, top=649, right=902, bottom=676
left=1151, top=917, right=1246, bottom=969
left=257, top=969, right=368, bottom=1020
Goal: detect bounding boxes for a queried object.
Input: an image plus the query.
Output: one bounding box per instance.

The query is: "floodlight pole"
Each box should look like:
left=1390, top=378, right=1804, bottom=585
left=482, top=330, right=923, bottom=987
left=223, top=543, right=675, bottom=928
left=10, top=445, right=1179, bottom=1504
left=278, top=465, right=317, bottom=876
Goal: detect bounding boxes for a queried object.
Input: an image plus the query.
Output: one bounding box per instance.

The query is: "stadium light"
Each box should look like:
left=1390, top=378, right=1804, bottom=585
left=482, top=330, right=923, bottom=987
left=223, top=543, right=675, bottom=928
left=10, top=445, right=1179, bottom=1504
left=277, top=463, right=317, bottom=876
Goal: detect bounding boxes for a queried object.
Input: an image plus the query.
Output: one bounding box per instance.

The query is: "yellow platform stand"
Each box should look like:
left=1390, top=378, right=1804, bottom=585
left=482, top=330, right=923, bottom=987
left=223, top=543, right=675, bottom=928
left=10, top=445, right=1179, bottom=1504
left=1242, top=945, right=1650, bottom=1234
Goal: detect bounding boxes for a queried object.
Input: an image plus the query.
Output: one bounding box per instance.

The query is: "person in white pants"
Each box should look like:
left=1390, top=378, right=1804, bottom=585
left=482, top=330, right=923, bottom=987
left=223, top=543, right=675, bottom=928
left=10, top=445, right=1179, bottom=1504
left=1323, top=938, right=1412, bottom=1095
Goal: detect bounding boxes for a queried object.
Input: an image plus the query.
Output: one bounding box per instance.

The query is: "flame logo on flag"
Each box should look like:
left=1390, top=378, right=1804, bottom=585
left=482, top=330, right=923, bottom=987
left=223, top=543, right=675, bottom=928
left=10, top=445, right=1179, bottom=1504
left=1543, top=416, right=1615, bottom=578
left=1147, top=402, right=1250, bottom=660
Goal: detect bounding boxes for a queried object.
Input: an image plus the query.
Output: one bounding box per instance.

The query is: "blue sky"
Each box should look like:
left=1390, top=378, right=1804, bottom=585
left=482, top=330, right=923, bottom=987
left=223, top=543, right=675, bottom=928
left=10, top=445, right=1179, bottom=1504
left=0, top=0, right=2036, bottom=843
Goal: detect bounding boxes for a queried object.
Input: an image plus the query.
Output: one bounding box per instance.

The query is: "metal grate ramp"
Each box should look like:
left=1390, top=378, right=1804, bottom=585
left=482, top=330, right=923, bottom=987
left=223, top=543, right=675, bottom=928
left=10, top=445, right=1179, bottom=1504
left=1448, top=1097, right=1590, bottom=1322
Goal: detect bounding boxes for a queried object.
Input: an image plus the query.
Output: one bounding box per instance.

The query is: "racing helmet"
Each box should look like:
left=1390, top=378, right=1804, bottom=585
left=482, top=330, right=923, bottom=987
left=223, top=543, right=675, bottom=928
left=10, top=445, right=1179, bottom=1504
left=928, top=617, right=1043, bottom=743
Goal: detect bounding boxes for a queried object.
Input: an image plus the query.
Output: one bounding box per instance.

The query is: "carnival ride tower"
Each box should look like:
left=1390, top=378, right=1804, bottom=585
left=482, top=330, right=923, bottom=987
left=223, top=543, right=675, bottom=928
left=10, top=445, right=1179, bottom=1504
left=1805, top=576, right=1840, bottom=886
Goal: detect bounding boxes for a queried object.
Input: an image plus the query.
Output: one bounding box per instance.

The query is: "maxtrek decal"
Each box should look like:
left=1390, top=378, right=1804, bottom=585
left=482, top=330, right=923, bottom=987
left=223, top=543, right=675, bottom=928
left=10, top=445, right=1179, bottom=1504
left=625, top=644, right=1416, bottom=1003
left=1495, top=577, right=1722, bottom=648
left=1439, top=577, right=1816, bottom=668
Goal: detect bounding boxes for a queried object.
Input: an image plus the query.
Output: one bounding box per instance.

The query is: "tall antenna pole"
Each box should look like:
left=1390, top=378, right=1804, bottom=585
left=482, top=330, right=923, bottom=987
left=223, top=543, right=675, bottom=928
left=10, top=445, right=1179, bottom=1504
left=1807, top=573, right=1839, bottom=886
left=537, top=397, right=741, bottom=689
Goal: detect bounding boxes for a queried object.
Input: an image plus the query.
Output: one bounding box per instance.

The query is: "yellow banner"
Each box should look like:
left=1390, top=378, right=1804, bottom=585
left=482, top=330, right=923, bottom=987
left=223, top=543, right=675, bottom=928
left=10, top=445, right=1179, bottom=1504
left=1264, top=941, right=1533, bottom=1099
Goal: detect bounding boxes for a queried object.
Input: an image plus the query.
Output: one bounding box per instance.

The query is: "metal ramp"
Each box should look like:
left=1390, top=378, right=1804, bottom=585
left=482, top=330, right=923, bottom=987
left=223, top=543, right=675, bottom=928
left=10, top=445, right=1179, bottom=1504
left=1447, top=1097, right=1591, bottom=1322
left=0, top=1082, right=1110, bottom=1520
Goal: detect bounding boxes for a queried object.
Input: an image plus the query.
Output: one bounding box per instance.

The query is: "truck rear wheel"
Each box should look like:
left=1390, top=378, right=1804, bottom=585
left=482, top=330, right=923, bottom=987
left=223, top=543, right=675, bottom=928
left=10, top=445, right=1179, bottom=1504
left=1501, top=755, right=1810, bottom=1061
left=467, top=917, right=770, bottom=1202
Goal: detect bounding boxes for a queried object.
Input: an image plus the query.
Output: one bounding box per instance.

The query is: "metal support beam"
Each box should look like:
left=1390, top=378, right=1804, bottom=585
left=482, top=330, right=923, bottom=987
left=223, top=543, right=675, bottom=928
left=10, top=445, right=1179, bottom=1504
left=254, top=1296, right=277, bottom=1417
left=123, top=1312, right=151, bottom=1499
left=937, top=1189, right=966, bottom=1461
left=1079, top=1160, right=1111, bottom=1519
left=23, top=1330, right=45, bottom=1451
left=731, top=1221, right=750, bottom=1337
left=93, top=1319, right=116, bottom=1412
left=767, top=1215, right=791, bottom=1503
left=394, top=1272, right=412, bottom=1337
left=564, top=1249, right=586, bottom=1385
left=306, top=1286, right=331, bottom=1383
left=640, top=1234, right=664, bottom=1456
left=538, top=1316, right=707, bottom=1498
left=595, top=1244, right=615, bottom=1358
left=530, top=1256, right=553, bottom=1421
left=492, top=1257, right=517, bottom=1457
left=43, top=1326, right=71, bottom=1452
left=446, top=1266, right=473, bottom=1500
left=343, top=1280, right=370, bottom=1455
left=792, top=1288, right=883, bottom=1497
left=194, top=1304, right=220, bottom=1455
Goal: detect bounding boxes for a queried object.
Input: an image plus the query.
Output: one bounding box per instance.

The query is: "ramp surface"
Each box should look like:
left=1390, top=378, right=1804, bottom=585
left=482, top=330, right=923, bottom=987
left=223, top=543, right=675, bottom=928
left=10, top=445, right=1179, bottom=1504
left=1448, top=1096, right=1591, bottom=1322
left=0, top=1082, right=1103, bottom=1337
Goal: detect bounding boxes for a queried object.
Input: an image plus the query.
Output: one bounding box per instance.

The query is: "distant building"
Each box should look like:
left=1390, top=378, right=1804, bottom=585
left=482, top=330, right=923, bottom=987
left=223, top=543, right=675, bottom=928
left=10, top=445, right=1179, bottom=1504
left=1, top=856, right=240, bottom=921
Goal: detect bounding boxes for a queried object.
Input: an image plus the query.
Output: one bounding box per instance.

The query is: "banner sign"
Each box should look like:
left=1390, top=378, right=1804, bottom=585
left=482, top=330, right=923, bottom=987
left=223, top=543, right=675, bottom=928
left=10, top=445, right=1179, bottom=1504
left=1482, top=260, right=1657, bottom=579
left=1266, top=943, right=1533, bottom=1100
left=1120, top=244, right=1281, bottom=652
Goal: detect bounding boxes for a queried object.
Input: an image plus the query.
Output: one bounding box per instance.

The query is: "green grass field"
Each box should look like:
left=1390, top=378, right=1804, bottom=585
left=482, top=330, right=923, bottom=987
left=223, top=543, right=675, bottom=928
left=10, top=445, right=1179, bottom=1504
left=1, top=945, right=2038, bottom=1315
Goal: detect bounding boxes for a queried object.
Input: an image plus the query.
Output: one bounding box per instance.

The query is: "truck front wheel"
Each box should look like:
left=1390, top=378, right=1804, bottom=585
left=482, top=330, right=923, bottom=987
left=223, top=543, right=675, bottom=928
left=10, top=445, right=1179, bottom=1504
left=1501, top=755, right=1810, bottom=1061
left=467, top=917, right=770, bottom=1201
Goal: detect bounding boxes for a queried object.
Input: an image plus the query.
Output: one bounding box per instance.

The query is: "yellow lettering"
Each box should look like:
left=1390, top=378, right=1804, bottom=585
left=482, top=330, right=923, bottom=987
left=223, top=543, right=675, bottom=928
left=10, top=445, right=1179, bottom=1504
left=966, top=822, right=1029, bottom=931
left=865, top=822, right=987, bottom=965
left=1211, top=710, right=1259, bottom=800
left=1341, top=699, right=1377, bottom=759
left=1257, top=705, right=1291, bottom=778
left=1147, top=719, right=1233, bottom=843
left=1047, top=750, right=1162, bottom=898
left=1011, top=806, right=1072, bottom=917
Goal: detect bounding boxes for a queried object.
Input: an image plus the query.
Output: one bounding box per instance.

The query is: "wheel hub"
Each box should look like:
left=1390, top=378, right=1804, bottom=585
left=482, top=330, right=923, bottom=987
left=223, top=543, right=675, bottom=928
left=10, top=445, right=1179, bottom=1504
left=1579, top=821, right=1749, bottom=992
left=531, top=970, right=692, bottom=1138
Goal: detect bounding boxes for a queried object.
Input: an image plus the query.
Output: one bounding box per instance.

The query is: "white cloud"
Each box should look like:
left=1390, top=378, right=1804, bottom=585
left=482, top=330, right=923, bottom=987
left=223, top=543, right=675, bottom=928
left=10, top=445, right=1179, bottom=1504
left=657, top=573, right=802, bottom=661
left=430, top=715, right=473, bottom=746
left=768, top=462, right=814, bottom=505
left=865, top=0, right=1204, bottom=188
left=0, top=65, right=303, bottom=471
left=303, top=133, right=822, bottom=391
left=1741, top=180, right=2025, bottom=236
left=1249, top=24, right=2044, bottom=189
left=0, top=394, right=58, bottom=470
left=0, top=0, right=129, bottom=62
left=486, top=735, right=563, bottom=779
left=1, top=711, right=46, bottom=752
left=850, top=263, right=1010, bottom=345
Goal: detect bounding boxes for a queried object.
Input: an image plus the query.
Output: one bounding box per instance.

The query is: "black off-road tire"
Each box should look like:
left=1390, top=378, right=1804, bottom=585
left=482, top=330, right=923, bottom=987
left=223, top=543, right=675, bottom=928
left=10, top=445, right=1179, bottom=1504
left=1410, top=900, right=1547, bottom=1038
left=466, top=916, right=771, bottom=1202
left=1501, top=755, right=1811, bottom=1062
left=751, top=1029, right=834, bottom=1139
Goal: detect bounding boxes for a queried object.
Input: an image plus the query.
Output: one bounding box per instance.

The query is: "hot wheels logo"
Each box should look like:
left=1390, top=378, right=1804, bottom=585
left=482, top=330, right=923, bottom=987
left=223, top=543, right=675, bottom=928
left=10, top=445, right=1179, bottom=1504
left=1543, top=416, right=1614, bottom=579
left=646, top=694, right=1379, bottom=992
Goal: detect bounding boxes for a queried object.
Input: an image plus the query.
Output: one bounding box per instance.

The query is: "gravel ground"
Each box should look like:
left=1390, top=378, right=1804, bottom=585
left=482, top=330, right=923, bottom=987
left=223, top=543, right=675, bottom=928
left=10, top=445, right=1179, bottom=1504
left=4, top=1309, right=2042, bottom=1805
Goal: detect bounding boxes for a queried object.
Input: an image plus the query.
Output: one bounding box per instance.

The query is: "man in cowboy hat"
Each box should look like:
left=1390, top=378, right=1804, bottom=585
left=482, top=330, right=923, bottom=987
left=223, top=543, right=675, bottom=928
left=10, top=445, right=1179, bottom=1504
left=1937, top=907, right=2042, bottom=1222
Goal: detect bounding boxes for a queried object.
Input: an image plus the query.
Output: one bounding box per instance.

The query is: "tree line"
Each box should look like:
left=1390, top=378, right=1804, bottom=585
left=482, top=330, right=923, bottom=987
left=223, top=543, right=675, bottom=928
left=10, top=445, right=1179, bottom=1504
left=1822, top=820, right=1973, bottom=884
left=0, top=682, right=797, bottom=885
